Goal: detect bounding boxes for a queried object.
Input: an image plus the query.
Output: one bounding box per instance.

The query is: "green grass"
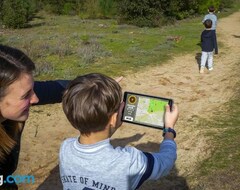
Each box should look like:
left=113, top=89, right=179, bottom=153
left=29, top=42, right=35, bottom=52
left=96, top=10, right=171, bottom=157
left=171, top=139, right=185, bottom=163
left=1, top=12, right=204, bottom=80
left=192, top=67, right=240, bottom=189
left=200, top=103, right=240, bottom=173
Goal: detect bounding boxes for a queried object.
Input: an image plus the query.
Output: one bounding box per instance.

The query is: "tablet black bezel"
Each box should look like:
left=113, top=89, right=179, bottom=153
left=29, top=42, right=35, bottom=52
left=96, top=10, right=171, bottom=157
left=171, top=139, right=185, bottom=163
left=121, top=91, right=173, bottom=130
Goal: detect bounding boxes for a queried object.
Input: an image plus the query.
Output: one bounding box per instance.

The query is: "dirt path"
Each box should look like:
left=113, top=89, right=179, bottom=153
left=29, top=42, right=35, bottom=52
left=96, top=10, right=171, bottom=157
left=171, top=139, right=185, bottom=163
left=17, top=11, right=240, bottom=190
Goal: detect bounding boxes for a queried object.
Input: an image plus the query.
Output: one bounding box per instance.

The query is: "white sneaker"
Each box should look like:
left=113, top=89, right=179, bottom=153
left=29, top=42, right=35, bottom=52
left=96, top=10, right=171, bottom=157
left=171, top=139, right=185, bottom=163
left=199, top=68, right=204, bottom=74
left=209, top=67, right=213, bottom=71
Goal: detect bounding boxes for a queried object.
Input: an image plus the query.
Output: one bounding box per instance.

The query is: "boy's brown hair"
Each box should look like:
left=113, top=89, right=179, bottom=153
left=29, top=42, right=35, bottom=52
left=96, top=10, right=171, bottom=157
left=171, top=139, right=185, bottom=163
left=204, top=19, right=212, bottom=29
left=208, top=6, right=215, bottom=13
left=62, top=73, right=122, bottom=135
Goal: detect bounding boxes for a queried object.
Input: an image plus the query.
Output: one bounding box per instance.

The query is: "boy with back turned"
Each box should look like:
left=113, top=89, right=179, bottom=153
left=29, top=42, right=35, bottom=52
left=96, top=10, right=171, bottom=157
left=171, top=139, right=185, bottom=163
left=59, top=73, right=179, bottom=189
left=200, top=19, right=218, bottom=74
left=202, top=5, right=218, bottom=55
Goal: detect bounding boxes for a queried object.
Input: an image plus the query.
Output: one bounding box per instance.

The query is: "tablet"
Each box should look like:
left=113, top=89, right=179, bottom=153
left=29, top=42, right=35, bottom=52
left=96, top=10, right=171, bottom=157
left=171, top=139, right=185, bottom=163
left=121, top=91, right=173, bottom=129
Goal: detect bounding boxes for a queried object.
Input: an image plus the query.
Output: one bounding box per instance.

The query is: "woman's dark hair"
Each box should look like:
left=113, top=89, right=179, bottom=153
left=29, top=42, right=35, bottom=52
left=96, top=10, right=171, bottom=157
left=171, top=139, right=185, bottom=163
left=0, top=44, right=35, bottom=100
left=0, top=45, right=35, bottom=162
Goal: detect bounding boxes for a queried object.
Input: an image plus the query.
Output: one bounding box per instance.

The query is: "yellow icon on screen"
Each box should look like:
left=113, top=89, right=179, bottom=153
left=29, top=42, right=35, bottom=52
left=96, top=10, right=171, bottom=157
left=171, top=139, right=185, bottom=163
left=128, top=95, right=137, bottom=104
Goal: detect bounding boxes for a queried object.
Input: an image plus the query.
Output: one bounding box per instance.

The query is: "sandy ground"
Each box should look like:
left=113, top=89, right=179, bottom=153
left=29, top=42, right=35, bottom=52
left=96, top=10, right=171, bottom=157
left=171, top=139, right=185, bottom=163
left=16, top=11, right=240, bottom=190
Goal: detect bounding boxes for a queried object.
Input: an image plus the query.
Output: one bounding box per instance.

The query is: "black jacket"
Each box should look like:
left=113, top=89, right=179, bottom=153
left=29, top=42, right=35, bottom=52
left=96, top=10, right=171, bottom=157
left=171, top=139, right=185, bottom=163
left=201, top=29, right=218, bottom=54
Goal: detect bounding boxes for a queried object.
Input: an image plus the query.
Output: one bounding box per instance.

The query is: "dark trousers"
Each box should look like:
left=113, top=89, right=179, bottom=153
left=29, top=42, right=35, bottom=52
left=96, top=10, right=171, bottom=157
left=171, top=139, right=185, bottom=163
left=213, top=30, right=218, bottom=54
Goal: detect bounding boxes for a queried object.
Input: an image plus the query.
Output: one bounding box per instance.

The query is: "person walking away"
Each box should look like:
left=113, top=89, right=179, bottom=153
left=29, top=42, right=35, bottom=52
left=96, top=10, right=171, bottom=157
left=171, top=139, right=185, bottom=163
left=200, top=19, right=217, bottom=74
left=202, top=5, right=218, bottom=55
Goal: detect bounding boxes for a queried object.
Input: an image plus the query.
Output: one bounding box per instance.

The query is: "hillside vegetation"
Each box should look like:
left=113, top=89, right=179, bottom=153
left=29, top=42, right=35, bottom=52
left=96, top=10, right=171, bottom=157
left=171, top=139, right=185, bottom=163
left=0, top=0, right=237, bottom=28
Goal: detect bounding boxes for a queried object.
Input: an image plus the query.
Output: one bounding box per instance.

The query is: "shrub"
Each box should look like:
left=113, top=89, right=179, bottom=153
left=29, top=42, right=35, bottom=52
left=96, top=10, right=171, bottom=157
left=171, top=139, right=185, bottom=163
left=0, top=0, right=36, bottom=28
left=117, top=0, right=235, bottom=27
left=99, top=0, right=115, bottom=18
left=62, top=2, right=76, bottom=15
left=77, top=39, right=111, bottom=65
left=34, top=61, right=54, bottom=77
left=219, top=0, right=235, bottom=10
left=117, top=0, right=165, bottom=27
left=25, top=0, right=37, bottom=21
left=1, top=0, right=27, bottom=28
left=83, top=0, right=100, bottom=19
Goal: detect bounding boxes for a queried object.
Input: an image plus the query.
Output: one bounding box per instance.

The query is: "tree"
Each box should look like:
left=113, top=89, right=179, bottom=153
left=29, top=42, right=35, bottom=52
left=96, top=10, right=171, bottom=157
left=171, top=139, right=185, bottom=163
left=0, top=0, right=36, bottom=28
left=1, top=0, right=28, bottom=28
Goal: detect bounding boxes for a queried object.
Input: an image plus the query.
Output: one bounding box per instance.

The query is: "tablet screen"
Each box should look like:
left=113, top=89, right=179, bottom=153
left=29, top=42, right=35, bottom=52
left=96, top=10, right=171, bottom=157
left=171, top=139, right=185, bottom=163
left=122, top=92, right=173, bottom=129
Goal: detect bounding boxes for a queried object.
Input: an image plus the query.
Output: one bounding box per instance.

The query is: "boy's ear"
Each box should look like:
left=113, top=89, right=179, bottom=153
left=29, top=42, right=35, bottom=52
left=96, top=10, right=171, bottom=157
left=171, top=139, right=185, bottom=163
left=109, top=102, right=125, bottom=129
left=109, top=113, right=118, bottom=128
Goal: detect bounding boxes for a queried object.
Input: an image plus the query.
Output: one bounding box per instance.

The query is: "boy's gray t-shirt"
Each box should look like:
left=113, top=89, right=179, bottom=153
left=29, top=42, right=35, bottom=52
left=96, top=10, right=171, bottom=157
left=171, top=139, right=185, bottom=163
left=59, top=138, right=176, bottom=190
left=202, top=13, right=217, bottom=30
